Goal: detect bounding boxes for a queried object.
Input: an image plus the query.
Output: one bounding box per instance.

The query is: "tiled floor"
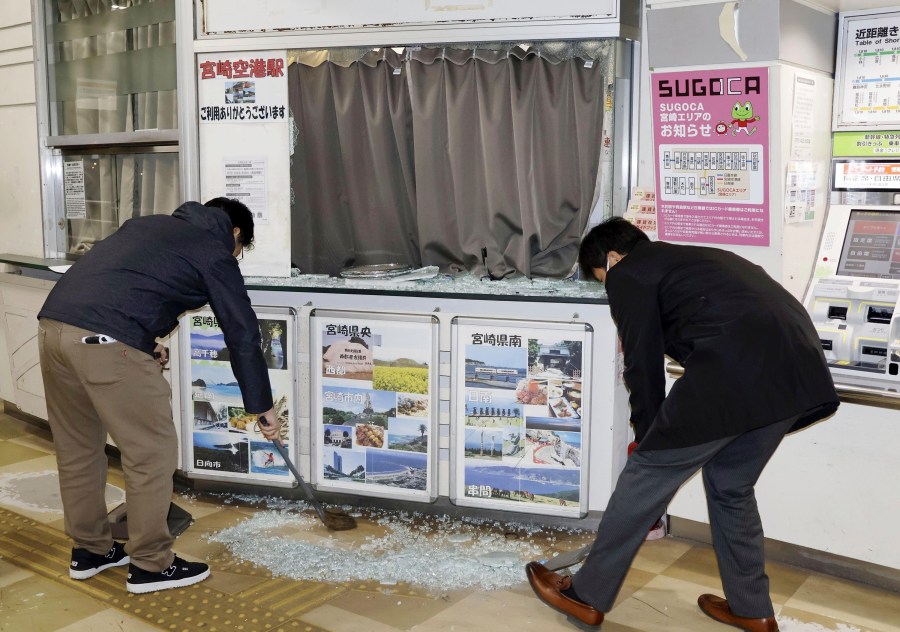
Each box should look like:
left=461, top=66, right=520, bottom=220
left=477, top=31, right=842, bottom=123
left=0, top=410, right=898, bottom=632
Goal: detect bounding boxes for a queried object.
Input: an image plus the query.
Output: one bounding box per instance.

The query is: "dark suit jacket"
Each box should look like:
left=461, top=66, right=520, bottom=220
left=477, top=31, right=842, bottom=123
left=605, top=240, right=838, bottom=451
left=39, top=202, right=273, bottom=413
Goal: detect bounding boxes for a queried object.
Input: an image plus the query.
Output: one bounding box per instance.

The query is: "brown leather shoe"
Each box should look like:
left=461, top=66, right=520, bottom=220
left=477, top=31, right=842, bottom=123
left=526, top=561, right=604, bottom=628
left=698, top=594, right=779, bottom=631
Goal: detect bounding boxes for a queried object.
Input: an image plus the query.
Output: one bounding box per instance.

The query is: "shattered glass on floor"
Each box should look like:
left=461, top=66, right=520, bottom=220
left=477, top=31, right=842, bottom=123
left=199, top=492, right=593, bottom=593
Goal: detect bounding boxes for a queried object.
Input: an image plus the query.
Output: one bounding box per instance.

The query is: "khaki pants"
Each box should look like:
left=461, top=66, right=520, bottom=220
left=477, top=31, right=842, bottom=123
left=38, top=319, right=177, bottom=572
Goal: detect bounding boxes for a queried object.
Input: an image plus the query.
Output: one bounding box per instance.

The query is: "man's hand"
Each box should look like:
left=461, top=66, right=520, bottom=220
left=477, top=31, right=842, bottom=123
left=153, top=344, right=169, bottom=368
left=256, top=408, right=282, bottom=442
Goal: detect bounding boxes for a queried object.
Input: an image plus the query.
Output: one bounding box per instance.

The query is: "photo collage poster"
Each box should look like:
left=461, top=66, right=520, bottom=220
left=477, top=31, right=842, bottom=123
left=315, top=315, right=434, bottom=499
left=455, top=322, right=588, bottom=514
left=188, top=309, right=294, bottom=481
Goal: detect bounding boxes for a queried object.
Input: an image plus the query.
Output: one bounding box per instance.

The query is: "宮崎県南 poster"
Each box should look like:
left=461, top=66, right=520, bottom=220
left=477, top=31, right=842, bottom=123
left=454, top=321, right=590, bottom=515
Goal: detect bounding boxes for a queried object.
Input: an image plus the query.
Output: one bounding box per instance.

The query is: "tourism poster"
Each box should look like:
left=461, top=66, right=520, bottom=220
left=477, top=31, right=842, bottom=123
left=452, top=319, right=591, bottom=517
left=184, top=308, right=295, bottom=483
left=312, top=311, right=438, bottom=501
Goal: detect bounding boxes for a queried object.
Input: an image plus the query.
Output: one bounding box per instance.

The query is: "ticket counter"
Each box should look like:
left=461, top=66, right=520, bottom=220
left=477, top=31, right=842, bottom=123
left=0, top=259, right=630, bottom=526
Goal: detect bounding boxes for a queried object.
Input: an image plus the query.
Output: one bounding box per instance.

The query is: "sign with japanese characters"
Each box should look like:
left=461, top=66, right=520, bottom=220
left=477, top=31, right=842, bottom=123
left=183, top=308, right=295, bottom=484
left=651, top=68, right=770, bottom=246
left=834, top=160, right=900, bottom=189
left=452, top=319, right=591, bottom=518
left=835, top=11, right=900, bottom=129
left=833, top=131, right=900, bottom=157
left=312, top=311, right=438, bottom=502
left=197, top=52, right=287, bottom=124
left=63, top=160, right=86, bottom=219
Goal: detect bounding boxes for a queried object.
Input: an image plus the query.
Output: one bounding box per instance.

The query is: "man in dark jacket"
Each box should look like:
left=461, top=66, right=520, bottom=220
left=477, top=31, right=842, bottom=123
left=526, top=218, right=838, bottom=631
left=37, top=198, right=282, bottom=594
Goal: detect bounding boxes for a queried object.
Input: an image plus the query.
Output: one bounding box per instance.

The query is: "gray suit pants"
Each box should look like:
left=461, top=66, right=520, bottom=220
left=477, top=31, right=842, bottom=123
left=572, top=416, right=796, bottom=618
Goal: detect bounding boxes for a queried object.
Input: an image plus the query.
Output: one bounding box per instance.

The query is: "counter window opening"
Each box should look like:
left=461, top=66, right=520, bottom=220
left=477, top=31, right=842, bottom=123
left=37, top=0, right=179, bottom=257
left=287, top=41, right=623, bottom=280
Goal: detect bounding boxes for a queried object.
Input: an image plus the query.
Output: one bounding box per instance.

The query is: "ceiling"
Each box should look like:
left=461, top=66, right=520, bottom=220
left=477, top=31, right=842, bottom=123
left=809, top=0, right=900, bottom=11
left=649, top=0, right=900, bottom=14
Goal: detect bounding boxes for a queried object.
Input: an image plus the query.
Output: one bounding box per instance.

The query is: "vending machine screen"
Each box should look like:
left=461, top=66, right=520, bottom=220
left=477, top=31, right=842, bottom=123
left=836, top=210, right=900, bottom=279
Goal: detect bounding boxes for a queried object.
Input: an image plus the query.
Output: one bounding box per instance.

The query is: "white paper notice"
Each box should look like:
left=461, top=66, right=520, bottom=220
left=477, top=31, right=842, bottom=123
left=63, top=161, right=86, bottom=219
left=784, top=161, right=818, bottom=224
left=224, top=157, right=268, bottom=223
left=790, top=76, right=815, bottom=161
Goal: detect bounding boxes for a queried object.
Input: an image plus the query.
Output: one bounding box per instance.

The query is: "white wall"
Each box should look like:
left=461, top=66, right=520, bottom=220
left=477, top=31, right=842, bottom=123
left=772, top=64, right=834, bottom=299
left=667, top=402, right=900, bottom=570
left=0, top=0, right=44, bottom=258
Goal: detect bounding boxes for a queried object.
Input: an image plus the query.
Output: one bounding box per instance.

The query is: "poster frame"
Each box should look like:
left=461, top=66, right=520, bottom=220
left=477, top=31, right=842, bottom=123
left=179, top=304, right=298, bottom=487
left=833, top=8, right=900, bottom=131
left=310, top=309, right=440, bottom=503
left=449, top=316, right=593, bottom=518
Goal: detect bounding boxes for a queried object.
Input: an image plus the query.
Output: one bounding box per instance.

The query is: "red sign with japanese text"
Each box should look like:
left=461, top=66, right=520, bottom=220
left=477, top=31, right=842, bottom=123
left=197, top=53, right=288, bottom=124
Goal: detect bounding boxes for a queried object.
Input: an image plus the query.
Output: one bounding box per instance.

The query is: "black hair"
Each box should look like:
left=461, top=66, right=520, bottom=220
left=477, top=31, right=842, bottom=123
left=578, top=217, right=649, bottom=281
left=204, top=197, right=255, bottom=250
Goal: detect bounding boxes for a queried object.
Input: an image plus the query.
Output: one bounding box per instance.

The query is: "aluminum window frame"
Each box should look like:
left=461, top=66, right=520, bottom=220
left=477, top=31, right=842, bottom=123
left=31, top=0, right=187, bottom=258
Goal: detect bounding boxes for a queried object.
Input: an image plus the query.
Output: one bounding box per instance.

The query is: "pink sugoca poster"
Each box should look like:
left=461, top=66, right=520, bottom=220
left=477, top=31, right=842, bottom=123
left=651, top=68, right=769, bottom=246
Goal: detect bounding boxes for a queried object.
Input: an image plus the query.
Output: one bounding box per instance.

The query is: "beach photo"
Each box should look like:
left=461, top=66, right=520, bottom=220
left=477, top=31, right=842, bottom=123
left=465, top=344, right=527, bottom=390
left=463, top=464, right=580, bottom=505
left=366, top=450, right=427, bottom=490
left=387, top=417, right=428, bottom=453
left=191, top=364, right=244, bottom=406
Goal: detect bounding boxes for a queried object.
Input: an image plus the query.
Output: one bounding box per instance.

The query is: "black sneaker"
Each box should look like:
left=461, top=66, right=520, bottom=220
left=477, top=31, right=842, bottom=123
left=69, top=541, right=130, bottom=579
left=126, top=556, right=210, bottom=594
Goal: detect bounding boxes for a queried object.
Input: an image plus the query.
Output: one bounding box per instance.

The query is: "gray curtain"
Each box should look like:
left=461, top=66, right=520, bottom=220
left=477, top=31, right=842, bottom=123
left=289, top=44, right=608, bottom=278
left=290, top=49, right=419, bottom=275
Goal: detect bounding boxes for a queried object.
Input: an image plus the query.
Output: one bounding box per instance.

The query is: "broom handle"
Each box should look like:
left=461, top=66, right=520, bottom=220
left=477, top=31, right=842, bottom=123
left=259, top=419, right=329, bottom=523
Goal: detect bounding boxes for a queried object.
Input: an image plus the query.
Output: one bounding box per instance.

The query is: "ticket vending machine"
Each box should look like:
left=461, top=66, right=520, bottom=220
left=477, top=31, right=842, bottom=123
left=804, top=205, right=900, bottom=388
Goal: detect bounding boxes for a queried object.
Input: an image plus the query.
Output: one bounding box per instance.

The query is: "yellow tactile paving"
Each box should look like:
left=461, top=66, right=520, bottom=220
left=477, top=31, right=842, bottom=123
left=0, top=505, right=338, bottom=632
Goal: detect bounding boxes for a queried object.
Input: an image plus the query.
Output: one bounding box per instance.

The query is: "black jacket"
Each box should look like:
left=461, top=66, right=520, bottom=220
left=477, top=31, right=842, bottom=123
left=606, top=240, right=838, bottom=451
left=39, top=202, right=273, bottom=413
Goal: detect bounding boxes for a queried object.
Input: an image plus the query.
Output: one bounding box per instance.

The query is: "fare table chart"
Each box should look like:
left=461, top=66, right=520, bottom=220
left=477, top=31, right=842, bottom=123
left=835, top=9, right=900, bottom=130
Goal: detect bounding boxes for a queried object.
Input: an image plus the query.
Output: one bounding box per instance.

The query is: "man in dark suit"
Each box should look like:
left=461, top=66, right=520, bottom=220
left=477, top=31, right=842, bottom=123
left=526, top=218, right=838, bottom=631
